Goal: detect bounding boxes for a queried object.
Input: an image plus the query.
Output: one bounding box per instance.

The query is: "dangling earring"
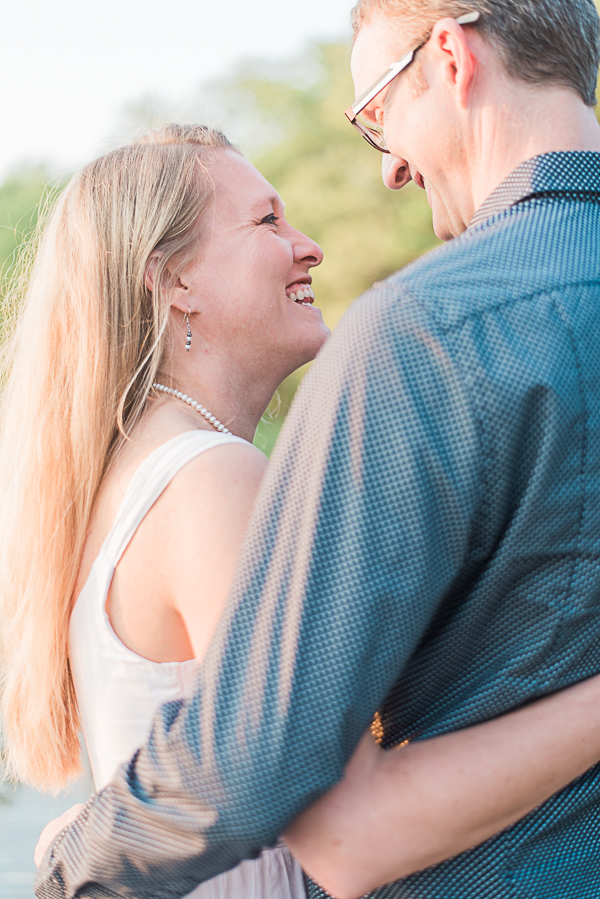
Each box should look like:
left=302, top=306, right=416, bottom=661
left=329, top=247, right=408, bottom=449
left=184, top=308, right=192, bottom=352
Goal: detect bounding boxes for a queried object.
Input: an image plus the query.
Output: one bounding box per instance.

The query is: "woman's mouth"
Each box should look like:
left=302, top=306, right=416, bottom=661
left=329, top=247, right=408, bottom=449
left=286, top=283, right=315, bottom=306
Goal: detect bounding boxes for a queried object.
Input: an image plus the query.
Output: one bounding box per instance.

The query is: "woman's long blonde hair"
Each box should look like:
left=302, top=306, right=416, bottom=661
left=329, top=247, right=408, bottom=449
left=0, top=124, right=235, bottom=792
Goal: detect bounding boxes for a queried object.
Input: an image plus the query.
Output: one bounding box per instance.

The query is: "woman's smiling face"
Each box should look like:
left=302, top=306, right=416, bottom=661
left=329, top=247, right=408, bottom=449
left=177, top=150, right=329, bottom=381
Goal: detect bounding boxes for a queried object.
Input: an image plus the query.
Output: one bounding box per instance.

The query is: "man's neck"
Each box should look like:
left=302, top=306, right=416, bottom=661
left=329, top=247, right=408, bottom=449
left=468, top=83, right=600, bottom=218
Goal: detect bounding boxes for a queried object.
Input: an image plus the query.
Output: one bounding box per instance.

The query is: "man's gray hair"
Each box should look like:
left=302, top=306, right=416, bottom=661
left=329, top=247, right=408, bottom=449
left=351, top=0, right=600, bottom=106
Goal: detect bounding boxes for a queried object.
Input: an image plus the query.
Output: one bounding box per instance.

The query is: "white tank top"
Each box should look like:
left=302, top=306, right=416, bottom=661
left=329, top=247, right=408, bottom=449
left=69, top=430, right=306, bottom=899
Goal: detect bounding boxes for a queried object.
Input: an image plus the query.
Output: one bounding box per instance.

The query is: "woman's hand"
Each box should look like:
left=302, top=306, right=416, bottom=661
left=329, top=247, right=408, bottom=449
left=284, top=673, right=600, bottom=899
left=34, top=804, right=85, bottom=868
left=283, top=729, right=386, bottom=898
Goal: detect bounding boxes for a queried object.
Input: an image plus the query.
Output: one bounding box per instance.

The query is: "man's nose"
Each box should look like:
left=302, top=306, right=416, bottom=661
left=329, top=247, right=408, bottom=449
left=382, top=155, right=413, bottom=190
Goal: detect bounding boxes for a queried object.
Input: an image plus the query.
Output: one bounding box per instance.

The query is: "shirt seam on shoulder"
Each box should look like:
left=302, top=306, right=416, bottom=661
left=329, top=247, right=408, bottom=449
left=468, top=191, right=600, bottom=235
left=424, top=276, right=600, bottom=333
left=392, top=284, right=488, bottom=559
left=443, top=327, right=490, bottom=560
left=549, top=290, right=589, bottom=619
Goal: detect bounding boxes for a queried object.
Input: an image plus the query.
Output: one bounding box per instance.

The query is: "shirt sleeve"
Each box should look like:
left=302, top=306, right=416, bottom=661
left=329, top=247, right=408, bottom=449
left=34, top=285, right=482, bottom=899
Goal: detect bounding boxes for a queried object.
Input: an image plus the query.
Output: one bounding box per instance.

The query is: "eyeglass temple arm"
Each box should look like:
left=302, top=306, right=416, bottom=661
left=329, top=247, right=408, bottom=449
left=346, top=50, right=415, bottom=119
left=345, top=9, right=480, bottom=121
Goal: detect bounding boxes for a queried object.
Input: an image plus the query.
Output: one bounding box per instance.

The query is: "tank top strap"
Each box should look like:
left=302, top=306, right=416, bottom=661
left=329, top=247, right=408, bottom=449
left=101, top=430, right=249, bottom=568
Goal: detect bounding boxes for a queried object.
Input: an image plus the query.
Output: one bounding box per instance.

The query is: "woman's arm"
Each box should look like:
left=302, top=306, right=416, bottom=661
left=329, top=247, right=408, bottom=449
left=35, top=442, right=269, bottom=869
left=284, top=673, right=600, bottom=899
left=35, top=441, right=600, bottom=893
left=165, top=442, right=268, bottom=662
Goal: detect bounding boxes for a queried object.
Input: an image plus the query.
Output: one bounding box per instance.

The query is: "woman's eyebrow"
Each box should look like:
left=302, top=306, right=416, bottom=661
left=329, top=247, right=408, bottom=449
left=249, top=196, right=279, bottom=212
left=249, top=196, right=285, bottom=216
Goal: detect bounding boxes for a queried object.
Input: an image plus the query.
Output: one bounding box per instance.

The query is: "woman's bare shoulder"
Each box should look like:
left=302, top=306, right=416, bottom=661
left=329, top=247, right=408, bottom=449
left=99, top=435, right=269, bottom=663
left=135, top=438, right=268, bottom=661
left=170, top=438, right=268, bottom=499
left=157, top=438, right=268, bottom=548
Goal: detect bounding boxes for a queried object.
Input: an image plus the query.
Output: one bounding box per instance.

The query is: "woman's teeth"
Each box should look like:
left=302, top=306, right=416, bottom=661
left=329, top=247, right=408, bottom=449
left=288, top=286, right=315, bottom=305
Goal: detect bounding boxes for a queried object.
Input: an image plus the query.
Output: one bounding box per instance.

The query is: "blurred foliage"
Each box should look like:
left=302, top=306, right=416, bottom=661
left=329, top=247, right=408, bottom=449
left=9, top=39, right=597, bottom=449
left=0, top=166, right=51, bottom=276
left=121, top=42, right=442, bottom=374
left=0, top=41, right=441, bottom=451
left=198, top=41, right=441, bottom=427
left=246, top=44, right=441, bottom=328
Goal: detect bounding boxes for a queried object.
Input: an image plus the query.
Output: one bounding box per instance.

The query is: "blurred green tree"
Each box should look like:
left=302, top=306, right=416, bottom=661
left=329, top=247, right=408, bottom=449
left=196, top=42, right=441, bottom=332
left=198, top=42, right=441, bottom=450
left=0, top=166, right=51, bottom=276
left=21, top=40, right=599, bottom=450
left=0, top=43, right=463, bottom=451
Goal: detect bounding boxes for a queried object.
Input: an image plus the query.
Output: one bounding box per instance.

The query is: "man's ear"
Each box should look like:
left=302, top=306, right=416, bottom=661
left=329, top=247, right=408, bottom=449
left=428, top=17, right=477, bottom=109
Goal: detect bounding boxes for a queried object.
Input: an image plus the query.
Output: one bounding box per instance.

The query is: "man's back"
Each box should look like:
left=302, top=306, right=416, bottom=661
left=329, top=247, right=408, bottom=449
left=307, top=151, right=600, bottom=897
left=381, top=153, right=600, bottom=746
left=35, top=152, right=600, bottom=899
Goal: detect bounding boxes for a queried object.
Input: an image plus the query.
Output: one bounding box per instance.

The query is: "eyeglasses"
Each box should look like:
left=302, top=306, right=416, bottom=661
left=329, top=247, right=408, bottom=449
left=344, top=10, right=480, bottom=153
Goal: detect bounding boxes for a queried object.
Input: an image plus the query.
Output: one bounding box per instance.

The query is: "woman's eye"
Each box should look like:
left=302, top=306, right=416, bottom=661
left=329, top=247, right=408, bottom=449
left=260, top=213, right=279, bottom=226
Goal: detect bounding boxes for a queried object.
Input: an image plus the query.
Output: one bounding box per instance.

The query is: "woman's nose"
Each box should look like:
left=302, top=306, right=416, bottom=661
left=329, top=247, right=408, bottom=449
left=382, top=154, right=413, bottom=190
left=294, top=231, right=323, bottom=269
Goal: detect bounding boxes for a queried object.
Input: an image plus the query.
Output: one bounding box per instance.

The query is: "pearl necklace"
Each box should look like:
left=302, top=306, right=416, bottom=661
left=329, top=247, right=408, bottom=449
left=152, top=383, right=231, bottom=434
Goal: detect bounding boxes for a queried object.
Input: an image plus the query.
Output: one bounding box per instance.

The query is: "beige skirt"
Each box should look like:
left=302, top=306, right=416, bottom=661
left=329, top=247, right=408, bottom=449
left=186, top=845, right=306, bottom=899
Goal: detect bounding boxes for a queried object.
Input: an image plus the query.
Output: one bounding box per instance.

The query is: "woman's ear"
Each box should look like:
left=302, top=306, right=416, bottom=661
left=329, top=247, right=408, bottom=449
left=169, top=276, right=193, bottom=315
left=144, top=252, right=163, bottom=294
left=145, top=254, right=193, bottom=314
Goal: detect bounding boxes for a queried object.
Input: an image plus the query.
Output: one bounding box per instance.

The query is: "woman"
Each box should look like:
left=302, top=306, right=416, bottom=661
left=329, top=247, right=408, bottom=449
left=2, top=124, right=600, bottom=899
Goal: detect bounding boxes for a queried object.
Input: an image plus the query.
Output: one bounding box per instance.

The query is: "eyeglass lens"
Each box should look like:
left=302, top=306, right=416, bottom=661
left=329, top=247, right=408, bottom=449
left=352, top=115, right=388, bottom=152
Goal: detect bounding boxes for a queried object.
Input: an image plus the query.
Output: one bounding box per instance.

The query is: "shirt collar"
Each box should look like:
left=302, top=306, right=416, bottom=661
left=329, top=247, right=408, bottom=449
left=469, top=151, right=600, bottom=228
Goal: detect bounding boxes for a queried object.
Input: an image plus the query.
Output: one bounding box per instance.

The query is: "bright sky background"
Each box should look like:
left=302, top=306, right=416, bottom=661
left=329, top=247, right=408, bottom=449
left=0, top=0, right=353, bottom=181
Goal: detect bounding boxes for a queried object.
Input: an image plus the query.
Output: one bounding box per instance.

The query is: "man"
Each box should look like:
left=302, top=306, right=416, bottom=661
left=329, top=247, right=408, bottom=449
left=35, top=0, right=600, bottom=896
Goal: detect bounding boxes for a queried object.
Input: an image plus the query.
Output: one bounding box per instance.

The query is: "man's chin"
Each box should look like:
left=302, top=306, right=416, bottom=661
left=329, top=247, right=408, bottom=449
left=432, top=209, right=455, bottom=242
left=431, top=200, right=465, bottom=242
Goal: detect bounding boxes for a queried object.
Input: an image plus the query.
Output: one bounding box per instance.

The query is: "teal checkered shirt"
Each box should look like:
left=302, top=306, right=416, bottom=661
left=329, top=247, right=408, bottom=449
left=36, top=152, right=600, bottom=899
